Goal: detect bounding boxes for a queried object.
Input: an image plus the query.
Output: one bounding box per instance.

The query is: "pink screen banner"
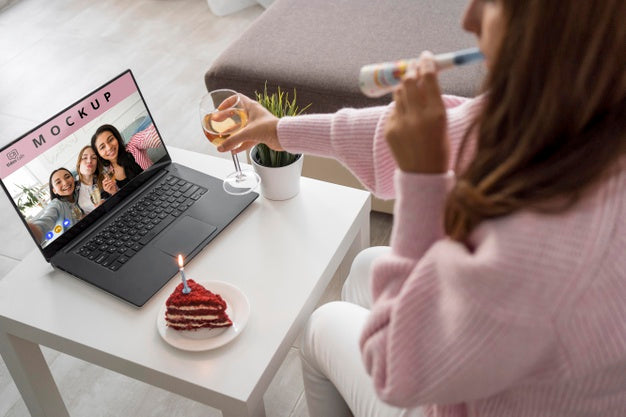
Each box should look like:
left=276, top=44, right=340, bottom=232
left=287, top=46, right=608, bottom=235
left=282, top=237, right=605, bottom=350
left=0, top=72, right=137, bottom=178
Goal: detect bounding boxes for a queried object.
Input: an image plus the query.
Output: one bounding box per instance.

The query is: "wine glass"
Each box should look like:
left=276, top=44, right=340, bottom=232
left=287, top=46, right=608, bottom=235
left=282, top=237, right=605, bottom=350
left=103, top=165, right=116, bottom=182
left=102, top=165, right=118, bottom=193
left=199, top=89, right=260, bottom=195
left=89, top=185, right=101, bottom=206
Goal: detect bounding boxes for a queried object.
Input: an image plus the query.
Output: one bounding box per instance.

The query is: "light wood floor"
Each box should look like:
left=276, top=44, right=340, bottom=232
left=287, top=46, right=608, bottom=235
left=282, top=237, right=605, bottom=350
left=0, top=1, right=393, bottom=416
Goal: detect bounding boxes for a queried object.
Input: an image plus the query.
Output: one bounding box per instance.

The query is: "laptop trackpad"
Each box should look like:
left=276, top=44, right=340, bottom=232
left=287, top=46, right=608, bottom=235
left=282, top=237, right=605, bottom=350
left=154, top=216, right=217, bottom=257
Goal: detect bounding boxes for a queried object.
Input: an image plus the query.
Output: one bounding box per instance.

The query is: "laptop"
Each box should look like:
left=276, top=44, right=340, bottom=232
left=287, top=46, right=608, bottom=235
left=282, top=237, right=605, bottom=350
left=0, top=70, right=257, bottom=307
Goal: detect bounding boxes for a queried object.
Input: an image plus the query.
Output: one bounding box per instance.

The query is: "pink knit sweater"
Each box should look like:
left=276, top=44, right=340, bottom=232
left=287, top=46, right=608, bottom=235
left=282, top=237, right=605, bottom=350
left=278, top=97, right=626, bottom=417
left=126, top=123, right=161, bottom=170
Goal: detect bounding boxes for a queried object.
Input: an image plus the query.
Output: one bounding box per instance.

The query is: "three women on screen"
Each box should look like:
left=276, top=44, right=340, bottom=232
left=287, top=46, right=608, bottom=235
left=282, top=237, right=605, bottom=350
left=28, top=121, right=160, bottom=245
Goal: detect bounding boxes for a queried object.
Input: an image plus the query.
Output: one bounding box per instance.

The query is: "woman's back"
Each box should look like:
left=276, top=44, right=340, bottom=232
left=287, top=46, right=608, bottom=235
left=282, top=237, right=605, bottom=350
left=454, top=164, right=626, bottom=416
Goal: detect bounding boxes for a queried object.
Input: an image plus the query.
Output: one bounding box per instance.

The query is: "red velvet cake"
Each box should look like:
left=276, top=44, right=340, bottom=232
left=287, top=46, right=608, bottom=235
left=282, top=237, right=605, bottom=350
left=165, top=280, right=233, bottom=331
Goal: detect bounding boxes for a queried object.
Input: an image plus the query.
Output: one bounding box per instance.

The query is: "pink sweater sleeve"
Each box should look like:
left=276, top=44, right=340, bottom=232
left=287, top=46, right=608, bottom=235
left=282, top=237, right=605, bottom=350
left=278, top=95, right=479, bottom=200
left=126, top=123, right=161, bottom=170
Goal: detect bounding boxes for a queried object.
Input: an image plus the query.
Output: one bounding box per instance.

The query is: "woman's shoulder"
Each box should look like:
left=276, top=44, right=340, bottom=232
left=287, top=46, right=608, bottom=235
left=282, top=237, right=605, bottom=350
left=47, top=198, right=66, bottom=208
left=453, top=168, right=625, bottom=314
left=475, top=163, right=623, bottom=249
left=40, top=197, right=69, bottom=216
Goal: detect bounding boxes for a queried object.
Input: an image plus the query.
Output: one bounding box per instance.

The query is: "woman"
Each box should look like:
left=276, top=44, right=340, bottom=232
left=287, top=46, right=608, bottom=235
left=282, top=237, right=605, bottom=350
left=75, top=145, right=112, bottom=214
left=91, top=124, right=143, bottom=190
left=219, top=0, right=625, bottom=415
left=28, top=168, right=84, bottom=246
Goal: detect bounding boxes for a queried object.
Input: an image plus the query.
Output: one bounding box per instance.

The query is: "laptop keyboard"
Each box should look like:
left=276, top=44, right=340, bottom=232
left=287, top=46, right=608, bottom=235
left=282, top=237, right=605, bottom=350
left=75, top=175, right=207, bottom=271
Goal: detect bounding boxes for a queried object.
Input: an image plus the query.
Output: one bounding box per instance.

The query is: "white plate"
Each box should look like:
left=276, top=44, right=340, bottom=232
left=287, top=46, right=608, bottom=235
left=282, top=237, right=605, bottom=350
left=157, top=280, right=250, bottom=351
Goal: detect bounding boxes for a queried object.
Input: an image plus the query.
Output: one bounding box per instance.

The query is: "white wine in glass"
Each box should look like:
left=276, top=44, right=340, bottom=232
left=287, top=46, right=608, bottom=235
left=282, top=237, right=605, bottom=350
left=89, top=185, right=102, bottom=205
left=199, top=89, right=259, bottom=195
left=201, top=109, right=248, bottom=147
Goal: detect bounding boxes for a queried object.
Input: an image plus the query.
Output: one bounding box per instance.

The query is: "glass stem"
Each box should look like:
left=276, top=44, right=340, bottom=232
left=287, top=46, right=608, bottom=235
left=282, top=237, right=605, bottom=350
left=231, top=151, right=244, bottom=180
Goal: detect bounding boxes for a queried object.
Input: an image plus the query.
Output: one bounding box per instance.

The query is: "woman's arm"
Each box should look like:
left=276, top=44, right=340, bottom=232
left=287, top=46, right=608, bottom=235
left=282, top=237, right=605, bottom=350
left=278, top=96, right=481, bottom=200
left=125, top=123, right=161, bottom=170
left=278, top=105, right=395, bottom=198
left=28, top=200, right=62, bottom=243
left=217, top=93, right=480, bottom=200
left=27, top=222, right=43, bottom=243
left=126, top=123, right=161, bottom=150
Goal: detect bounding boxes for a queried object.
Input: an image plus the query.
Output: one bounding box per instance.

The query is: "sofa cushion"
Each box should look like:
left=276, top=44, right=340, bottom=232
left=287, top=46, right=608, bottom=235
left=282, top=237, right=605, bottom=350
left=205, top=0, right=485, bottom=113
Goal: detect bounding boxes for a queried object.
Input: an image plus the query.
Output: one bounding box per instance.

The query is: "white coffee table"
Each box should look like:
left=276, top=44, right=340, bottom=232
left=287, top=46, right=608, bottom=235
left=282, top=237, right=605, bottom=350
left=207, top=0, right=273, bottom=17
left=0, top=147, right=371, bottom=417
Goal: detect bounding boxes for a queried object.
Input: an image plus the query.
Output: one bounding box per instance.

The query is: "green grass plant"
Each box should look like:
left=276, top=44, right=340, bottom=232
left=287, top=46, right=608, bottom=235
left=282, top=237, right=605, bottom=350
left=254, top=84, right=311, bottom=167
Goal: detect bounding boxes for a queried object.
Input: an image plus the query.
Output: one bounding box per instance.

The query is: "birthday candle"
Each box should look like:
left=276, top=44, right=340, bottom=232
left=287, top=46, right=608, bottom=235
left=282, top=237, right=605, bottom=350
left=177, top=254, right=191, bottom=294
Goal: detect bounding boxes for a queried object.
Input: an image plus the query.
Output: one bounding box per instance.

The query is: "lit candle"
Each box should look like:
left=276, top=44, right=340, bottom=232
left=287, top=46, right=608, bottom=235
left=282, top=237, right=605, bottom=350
left=177, top=254, right=191, bottom=294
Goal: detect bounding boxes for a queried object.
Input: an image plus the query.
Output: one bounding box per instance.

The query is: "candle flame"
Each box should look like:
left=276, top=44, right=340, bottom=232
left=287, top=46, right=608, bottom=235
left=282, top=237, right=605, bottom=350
left=178, top=254, right=184, bottom=268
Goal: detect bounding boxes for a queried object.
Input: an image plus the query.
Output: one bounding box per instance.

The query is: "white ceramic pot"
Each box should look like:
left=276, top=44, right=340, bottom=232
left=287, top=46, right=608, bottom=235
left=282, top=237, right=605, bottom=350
left=251, top=146, right=303, bottom=200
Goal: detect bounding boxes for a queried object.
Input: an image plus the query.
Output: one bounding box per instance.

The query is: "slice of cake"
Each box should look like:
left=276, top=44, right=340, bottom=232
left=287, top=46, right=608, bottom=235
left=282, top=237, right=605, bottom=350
left=165, top=280, right=233, bottom=331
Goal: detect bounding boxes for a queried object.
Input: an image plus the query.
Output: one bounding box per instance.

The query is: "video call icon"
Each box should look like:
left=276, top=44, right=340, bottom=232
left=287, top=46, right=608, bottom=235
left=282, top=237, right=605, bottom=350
left=6, top=149, right=19, bottom=161
left=44, top=220, right=71, bottom=241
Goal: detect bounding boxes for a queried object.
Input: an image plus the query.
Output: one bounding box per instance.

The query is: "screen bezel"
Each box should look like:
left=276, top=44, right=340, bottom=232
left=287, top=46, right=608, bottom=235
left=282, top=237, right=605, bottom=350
left=0, top=69, right=172, bottom=261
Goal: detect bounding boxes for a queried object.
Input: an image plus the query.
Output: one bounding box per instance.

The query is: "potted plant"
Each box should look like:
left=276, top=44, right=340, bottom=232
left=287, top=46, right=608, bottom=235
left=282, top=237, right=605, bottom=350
left=16, top=183, right=46, bottom=214
left=251, top=84, right=311, bottom=200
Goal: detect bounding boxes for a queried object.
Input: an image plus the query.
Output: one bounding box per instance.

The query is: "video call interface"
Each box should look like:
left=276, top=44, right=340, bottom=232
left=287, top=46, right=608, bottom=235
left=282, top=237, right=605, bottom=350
left=0, top=72, right=167, bottom=249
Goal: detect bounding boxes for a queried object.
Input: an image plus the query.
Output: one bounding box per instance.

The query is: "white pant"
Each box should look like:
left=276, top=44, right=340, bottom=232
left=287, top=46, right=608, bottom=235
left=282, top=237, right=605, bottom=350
left=300, top=246, right=425, bottom=417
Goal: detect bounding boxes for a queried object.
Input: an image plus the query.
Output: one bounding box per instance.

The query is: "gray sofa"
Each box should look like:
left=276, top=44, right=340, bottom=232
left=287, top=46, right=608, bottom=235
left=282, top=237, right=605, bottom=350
left=205, top=0, right=484, bottom=211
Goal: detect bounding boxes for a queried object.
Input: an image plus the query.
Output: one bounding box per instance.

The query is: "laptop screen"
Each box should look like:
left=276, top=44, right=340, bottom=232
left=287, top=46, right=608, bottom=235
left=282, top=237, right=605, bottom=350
left=0, top=71, right=169, bottom=251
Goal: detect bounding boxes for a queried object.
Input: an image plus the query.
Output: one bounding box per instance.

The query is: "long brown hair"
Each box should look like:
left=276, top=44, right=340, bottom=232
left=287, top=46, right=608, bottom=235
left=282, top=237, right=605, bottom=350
left=76, top=145, right=104, bottom=191
left=444, top=0, right=626, bottom=241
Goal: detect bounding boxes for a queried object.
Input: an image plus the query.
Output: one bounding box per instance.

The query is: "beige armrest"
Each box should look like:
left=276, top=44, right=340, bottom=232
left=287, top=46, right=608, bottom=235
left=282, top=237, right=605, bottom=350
left=302, top=155, right=394, bottom=214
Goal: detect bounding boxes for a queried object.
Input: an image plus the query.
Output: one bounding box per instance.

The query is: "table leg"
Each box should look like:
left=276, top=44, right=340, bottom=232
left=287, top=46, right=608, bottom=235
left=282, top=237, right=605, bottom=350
left=221, top=399, right=267, bottom=417
left=0, top=330, right=69, bottom=417
left=358, top=214, right=371, bottom=251
left=354, top=206, right=370, bottom=251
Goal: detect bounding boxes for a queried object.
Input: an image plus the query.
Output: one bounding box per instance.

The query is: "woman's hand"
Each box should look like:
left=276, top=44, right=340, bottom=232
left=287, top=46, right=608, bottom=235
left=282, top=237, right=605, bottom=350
left=216, top=94, right=282, bottom=154
left=385, top=51, right=449, bottom=174
left=27, top=222, right=43, bottom=243
left=102, top=178, right=117, bottom=195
